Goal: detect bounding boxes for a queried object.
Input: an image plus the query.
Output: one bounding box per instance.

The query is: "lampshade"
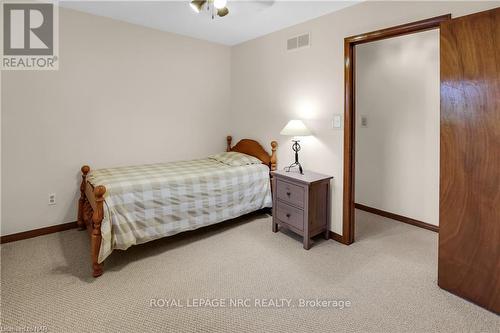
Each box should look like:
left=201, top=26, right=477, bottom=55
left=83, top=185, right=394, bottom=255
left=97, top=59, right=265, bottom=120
left=280, top=120, right=312, bottom=136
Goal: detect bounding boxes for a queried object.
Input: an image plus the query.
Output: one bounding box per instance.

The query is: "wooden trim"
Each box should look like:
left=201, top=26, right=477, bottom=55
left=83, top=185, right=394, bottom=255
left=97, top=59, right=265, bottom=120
left=345, top=14, right=452, bottom=45
left=342, top=14, right=450, bottom=245
left=343, top=36, right=356, bottom=245
left=0, top=221, right=78, bottom=244
left=329, top=231, right=345, bottom=243
left=355, top=203, right=439, bottom=233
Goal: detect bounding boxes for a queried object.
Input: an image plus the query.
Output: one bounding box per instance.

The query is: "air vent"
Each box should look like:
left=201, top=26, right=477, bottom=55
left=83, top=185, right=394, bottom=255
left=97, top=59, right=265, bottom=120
left=287, top=33, right=310, bottom=51
left=287, top=37, right=298, bottom=50
left=298, top=34, right=309, bottom=48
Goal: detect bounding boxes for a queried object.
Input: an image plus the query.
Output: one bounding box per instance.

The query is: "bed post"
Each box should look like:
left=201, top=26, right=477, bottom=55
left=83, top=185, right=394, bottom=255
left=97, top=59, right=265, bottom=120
left=269, top=141, right=278, bottom=198
left=270, top=141, right=278, bottom=171
left=78, top=165, right=90, bottom=230
left=91, top=185, right=106, bottom=277
left=226, top=136, right=232, bottom=152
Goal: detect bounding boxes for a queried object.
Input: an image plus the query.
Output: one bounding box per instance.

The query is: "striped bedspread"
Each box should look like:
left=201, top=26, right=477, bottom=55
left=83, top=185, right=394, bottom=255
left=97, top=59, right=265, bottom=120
left=87, top=159, right=272, bottom=263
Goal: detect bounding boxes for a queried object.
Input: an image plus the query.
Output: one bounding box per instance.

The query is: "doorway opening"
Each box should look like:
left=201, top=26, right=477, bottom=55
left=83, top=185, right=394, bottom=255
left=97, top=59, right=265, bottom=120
left=341, top=14, right=451, bottom=244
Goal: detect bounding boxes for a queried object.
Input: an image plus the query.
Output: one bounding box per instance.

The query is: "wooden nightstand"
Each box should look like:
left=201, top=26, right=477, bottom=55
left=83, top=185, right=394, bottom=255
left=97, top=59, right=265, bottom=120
left=271, top=170, right=333, bottom=250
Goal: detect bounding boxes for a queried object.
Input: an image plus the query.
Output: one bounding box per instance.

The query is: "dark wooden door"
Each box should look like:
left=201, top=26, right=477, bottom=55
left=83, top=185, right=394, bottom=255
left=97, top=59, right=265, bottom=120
left=439, top=7, right=500, bottom=314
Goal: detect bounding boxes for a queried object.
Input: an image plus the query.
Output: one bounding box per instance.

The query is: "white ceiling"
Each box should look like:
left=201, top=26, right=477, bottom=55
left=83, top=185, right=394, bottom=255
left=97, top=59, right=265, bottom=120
left=59, top=1, right=359, bottom=45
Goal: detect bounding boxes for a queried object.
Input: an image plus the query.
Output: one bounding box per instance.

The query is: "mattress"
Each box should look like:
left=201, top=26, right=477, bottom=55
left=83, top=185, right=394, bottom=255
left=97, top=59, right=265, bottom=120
left=87, top=158, right=272, bottom=263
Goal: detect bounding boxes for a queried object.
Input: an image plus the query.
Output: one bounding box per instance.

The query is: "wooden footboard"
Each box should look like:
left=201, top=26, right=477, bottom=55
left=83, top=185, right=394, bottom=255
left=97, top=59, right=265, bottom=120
left=77, top=165, right=106, bottom=277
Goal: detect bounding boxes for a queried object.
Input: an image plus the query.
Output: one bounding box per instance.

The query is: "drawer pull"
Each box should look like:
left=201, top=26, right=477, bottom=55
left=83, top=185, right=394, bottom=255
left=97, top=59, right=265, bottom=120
left=277, top=180, right=304, bottom=208
left=276, top=201, right=304, bottom=231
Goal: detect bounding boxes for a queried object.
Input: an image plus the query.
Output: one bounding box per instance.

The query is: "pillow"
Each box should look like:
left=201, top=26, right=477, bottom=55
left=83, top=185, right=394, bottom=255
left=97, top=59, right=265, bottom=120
left=209, top=151, right=263, bottom=166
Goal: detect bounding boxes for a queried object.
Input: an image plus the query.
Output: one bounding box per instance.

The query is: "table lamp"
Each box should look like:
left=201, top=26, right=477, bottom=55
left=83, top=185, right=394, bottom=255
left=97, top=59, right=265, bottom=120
left=280, top=120, right=312, bottom=174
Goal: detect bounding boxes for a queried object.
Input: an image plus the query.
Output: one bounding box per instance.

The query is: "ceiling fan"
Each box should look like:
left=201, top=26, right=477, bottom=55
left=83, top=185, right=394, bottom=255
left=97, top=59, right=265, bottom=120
left=190, top=0, right=229, bottom=19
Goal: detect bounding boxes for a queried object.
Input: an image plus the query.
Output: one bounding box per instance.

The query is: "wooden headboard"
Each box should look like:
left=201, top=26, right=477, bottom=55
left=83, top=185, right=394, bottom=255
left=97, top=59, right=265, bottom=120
left=226, top=136, right=277, bottom=171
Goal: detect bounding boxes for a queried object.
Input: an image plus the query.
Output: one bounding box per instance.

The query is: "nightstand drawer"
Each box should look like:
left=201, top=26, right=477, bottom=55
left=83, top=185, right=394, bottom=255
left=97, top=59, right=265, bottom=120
left=276, top=201, right=304, bottom=231
left=277, top=179, right=305, bottom=208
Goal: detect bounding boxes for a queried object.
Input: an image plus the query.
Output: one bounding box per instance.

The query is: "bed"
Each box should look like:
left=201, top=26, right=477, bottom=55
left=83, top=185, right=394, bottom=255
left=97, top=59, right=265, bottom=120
left=77, top=136, right=277, bottom=277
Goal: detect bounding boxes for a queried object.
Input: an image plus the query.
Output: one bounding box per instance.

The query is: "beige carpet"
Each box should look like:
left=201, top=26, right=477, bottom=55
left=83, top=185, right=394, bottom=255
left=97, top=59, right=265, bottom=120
left=1, top=210, right=498, bottom=332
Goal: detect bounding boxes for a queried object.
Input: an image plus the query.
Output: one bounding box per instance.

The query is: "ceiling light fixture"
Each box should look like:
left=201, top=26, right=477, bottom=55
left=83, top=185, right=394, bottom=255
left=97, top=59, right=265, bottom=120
left=189, top=0, right=206, bottom=13
left=190, top=0, right=229, bottom=19
left=217, top=7, right=229, bottom=17
left=213, top=0, right=227, bottom=10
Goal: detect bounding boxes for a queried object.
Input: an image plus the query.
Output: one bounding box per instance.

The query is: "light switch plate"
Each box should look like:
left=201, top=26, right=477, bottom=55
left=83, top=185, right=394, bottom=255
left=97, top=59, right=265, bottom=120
left=332, top=115, right=342, bottom=129
left=360, top=115, right=368, bottom=128
left=48, top=193, right=56, bottom=205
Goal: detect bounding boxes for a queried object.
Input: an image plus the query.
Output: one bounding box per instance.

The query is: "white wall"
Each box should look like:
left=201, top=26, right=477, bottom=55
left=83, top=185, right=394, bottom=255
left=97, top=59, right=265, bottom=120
left=354, top=30, right=440, bottom=226
left=3, top=1, right=498, bottom=237
left=1, top=8, right=231, bottom=235
left=230, top=1, right=498, bottom=235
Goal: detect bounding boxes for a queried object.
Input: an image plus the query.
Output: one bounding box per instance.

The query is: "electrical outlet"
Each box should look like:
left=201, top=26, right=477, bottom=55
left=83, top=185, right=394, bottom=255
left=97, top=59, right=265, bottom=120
left=48, top=193, right=56, bottom=205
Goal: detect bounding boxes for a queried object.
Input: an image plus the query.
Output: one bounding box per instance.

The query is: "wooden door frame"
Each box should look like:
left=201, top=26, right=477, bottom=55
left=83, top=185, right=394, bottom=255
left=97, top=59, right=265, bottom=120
left=341, top=14, right=451, bottom=245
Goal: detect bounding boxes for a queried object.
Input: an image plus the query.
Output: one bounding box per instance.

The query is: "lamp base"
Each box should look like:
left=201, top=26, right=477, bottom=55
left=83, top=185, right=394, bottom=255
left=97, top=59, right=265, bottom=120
left=285, top=162, right=303, bottom=175
left=285, top=140, right=304, bottom=174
